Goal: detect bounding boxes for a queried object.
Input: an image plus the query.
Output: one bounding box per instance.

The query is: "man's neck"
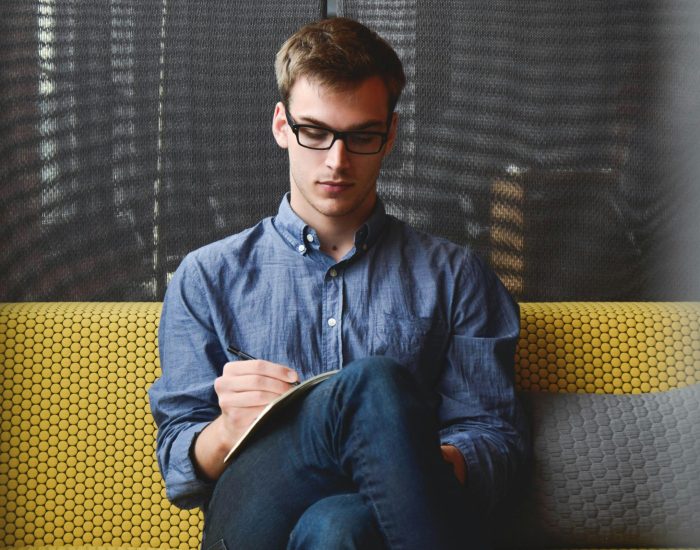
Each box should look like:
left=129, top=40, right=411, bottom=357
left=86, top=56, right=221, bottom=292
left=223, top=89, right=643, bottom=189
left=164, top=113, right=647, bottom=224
left=290, top=198, right=376, bottom=263
left=308, top=211, right=365, bottom=262
left=316, top=225, right=357, bottom=262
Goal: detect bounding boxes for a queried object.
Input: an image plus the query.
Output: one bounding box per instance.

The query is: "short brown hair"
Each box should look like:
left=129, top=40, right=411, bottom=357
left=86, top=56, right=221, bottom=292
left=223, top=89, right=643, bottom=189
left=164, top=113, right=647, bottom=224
left=275, top=17, right=406, bottom=113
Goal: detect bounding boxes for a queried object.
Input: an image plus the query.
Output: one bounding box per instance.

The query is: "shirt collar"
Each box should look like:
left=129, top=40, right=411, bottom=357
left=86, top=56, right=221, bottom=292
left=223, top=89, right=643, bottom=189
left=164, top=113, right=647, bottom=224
left=273, top=192, right=388, bottom=257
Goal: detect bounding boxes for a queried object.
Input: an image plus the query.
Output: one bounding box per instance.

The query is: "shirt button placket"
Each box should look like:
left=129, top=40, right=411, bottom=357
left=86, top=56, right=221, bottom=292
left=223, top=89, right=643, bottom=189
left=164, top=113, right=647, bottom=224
left=323, top=266, right=343, bottom=371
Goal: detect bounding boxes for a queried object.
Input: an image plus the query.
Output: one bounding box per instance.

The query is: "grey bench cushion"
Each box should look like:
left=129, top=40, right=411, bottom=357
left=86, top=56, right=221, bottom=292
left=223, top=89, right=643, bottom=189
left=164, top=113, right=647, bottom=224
left=498, top=384, right=700, bottom=548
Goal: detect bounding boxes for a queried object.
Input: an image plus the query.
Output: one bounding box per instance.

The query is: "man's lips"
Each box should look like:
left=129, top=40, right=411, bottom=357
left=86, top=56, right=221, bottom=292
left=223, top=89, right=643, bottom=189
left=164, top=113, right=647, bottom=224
left=317, top=180, right=353, bottom=191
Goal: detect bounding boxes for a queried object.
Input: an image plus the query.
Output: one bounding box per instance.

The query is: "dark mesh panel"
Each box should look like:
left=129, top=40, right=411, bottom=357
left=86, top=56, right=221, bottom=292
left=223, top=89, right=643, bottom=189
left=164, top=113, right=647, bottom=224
left=1, top=1, right=163, bottom=300
left=156, top=3, right=324, bottom=292
left=2, top=1, right=699, bottom=301
left=1, top=0, right=323, bottom=301
left=337, top=0, right=700, bottom=300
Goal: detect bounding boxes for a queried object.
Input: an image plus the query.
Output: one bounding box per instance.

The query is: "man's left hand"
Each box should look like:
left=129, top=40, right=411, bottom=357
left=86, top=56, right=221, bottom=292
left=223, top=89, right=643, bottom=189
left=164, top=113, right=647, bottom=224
left=441, top=444, right=467, bottom=485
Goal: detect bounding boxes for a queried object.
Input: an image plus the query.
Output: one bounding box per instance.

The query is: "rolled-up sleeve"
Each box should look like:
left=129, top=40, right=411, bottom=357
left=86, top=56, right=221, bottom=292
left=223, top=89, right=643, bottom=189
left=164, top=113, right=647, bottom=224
left=437, top=252, right=528, bottom=512
left=148, top=254, right=224, bottom=509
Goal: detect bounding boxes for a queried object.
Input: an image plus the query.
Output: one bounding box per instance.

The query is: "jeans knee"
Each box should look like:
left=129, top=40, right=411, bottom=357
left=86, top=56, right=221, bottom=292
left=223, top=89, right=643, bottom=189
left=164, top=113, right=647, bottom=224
left=342, top=356, right=411, bottom=390
left=337, top=356, right=429, bottom=417
left=288, top=494, right=385, bottom=550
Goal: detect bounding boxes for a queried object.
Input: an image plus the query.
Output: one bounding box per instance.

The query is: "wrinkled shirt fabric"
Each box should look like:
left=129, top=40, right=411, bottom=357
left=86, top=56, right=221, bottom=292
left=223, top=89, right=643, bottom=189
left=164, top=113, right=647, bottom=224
left=149, top=194, right=528, bottom=510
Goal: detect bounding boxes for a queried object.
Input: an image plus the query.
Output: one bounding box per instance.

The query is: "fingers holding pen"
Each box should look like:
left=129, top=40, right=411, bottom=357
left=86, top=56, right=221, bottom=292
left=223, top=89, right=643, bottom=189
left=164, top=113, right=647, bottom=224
left=214, top=359, right=299, bottom=408
left=209, top=357, right=299, bottom=452
left=223, top=359, right=299, bottom=384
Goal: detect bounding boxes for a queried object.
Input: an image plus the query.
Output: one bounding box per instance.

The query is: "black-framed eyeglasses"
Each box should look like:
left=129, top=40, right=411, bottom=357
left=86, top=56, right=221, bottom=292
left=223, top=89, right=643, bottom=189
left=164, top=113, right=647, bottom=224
left=285, top=109, right=390, bottom=155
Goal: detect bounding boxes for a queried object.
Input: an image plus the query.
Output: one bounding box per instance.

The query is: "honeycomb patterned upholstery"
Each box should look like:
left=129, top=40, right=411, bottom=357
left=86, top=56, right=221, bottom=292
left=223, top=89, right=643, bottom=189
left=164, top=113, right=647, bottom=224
left=516, top=302, right=699, bottom=394
left=0, top=303, right=202, bottom=549
left=0, top=301, right=698, bottom=549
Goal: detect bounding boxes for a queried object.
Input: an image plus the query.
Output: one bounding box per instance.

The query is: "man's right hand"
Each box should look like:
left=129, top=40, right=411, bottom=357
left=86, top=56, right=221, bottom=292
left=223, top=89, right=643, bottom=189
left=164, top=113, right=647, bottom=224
left=215, top=359, right=299, bottom=442
left=193, top=359, right=299, bottom=481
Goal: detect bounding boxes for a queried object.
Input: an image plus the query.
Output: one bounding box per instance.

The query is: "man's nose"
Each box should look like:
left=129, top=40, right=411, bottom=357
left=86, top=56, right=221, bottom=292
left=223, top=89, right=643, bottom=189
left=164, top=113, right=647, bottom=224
left=325, top=137, right=351, bottom=170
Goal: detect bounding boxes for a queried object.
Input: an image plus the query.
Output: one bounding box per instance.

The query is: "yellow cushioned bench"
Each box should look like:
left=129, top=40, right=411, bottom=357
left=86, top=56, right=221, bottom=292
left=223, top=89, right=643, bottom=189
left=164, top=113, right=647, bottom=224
left=0, top=302, right=698, bottom=549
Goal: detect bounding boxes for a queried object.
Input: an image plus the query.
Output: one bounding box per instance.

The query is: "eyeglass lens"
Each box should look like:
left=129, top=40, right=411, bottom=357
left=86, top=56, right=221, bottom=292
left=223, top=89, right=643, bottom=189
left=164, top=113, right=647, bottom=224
left=296, top=126, right=385, bottom=154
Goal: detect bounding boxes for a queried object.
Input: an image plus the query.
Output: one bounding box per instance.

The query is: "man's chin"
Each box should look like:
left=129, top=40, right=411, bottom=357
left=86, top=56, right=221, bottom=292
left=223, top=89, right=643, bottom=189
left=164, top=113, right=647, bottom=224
left=311, top=195, right=375, bottom=219
left=291, top=184, right=376, bottom=222
left=313, top=201, right=357, bottom=218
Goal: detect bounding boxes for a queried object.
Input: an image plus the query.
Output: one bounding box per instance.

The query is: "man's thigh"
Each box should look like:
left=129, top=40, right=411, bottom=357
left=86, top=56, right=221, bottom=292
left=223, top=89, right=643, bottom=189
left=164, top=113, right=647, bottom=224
left=202, top=357, right=465, bottom=550
left=202, top=380, right=353, bottom=550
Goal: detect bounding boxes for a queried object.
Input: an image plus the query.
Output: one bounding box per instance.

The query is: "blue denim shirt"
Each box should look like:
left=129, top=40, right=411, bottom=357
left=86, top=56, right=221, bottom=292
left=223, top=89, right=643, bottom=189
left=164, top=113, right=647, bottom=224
left=150, top=194, right=528, bottom=510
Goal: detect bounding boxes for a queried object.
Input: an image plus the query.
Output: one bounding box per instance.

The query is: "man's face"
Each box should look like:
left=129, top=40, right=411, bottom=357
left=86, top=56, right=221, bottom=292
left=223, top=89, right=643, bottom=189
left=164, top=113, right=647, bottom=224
left=272, top=76, right=397, bottom=227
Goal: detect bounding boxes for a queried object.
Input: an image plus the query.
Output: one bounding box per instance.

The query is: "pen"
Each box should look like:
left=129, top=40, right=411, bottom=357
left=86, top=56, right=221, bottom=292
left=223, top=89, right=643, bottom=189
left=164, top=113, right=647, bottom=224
left=227, top=345, right=300, bottom=386
left=227, top=345, right=256, bottom=361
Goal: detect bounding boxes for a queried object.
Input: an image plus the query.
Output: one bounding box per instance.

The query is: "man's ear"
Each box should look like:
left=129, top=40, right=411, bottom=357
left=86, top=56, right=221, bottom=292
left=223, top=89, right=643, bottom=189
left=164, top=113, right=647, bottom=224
left=383, top=112, right=399, bottom=157
left=272, top=102, right=289, bottom=149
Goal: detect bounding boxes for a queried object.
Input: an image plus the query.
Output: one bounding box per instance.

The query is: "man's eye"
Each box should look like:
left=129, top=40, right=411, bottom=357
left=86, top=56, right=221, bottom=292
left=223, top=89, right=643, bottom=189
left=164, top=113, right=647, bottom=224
left=350, top=133, right=377, bottom=144
left=300, top=127, right=328, bottom=139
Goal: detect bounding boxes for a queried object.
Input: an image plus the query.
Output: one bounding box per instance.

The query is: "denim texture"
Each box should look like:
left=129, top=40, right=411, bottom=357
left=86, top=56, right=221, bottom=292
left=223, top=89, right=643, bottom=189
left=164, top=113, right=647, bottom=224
left=203, top=358, right=482, bottom=550
left=287, top=493, right=385, bottom=550
left=149, top=194, right=528, bottom=511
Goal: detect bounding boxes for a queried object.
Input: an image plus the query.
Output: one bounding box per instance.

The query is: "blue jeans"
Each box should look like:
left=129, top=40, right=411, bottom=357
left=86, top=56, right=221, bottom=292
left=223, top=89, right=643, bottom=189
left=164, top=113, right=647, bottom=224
left=203, top=357, right=484, bottom=550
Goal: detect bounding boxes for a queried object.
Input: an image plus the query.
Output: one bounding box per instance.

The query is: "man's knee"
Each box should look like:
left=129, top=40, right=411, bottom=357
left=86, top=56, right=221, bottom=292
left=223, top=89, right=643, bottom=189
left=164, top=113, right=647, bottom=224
left=288, top=493, right=386, bottom=550
left=340, top=356, right=414, bottom=393
left=326, top=356, right=440, bottom=435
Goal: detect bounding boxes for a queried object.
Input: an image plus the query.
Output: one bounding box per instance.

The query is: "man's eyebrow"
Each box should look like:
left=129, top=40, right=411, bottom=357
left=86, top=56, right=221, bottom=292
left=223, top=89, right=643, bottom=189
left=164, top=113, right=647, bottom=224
left=297, top=115, right=387, bottom=131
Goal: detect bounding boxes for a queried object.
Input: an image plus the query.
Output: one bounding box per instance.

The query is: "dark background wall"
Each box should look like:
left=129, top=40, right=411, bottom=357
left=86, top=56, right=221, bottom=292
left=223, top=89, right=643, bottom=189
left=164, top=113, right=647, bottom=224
left=1, top=0, right=698, bottom=301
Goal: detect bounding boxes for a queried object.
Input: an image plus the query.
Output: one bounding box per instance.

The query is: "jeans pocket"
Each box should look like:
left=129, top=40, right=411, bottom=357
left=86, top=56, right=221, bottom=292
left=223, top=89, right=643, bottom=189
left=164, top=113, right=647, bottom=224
left=206, top=538, right=228, bottom=550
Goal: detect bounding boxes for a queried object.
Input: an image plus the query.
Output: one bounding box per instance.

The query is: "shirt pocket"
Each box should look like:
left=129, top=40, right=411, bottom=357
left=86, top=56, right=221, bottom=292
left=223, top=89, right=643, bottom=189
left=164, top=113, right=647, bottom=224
left=370, top=313, right=447, bottom=383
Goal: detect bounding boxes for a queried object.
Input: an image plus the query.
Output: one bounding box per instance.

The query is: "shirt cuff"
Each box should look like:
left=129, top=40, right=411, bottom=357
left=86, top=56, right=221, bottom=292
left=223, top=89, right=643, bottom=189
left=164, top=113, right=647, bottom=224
left=165, top=421, right=217, bottom=509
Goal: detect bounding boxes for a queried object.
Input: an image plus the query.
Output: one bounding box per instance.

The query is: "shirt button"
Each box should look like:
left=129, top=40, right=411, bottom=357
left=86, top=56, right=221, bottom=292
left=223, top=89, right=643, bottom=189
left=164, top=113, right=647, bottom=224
left=329, top=268, right=338, bottom=277
left=327, top=317, right=337, bottom=327
left=306, top=234, right=314, bottom=243
left=297, top=244, right=306, bottom=254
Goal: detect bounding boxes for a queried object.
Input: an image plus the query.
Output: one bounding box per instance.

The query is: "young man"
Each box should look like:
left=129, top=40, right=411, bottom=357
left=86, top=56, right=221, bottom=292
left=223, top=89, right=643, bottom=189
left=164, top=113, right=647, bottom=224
left=149, top=17, right=528, bottom=550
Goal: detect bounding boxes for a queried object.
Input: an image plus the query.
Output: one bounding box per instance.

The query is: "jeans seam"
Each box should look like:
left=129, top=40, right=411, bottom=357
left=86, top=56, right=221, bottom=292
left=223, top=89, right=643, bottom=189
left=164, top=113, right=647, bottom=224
left=346, top=425, right=404, bottom=549
left=205, top=537, right=228, bottom=550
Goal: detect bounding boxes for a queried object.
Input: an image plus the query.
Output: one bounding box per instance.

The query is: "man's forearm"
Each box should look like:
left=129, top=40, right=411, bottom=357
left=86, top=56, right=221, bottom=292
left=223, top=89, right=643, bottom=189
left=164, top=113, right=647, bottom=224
left=193, top=416, right=239, bottom=481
